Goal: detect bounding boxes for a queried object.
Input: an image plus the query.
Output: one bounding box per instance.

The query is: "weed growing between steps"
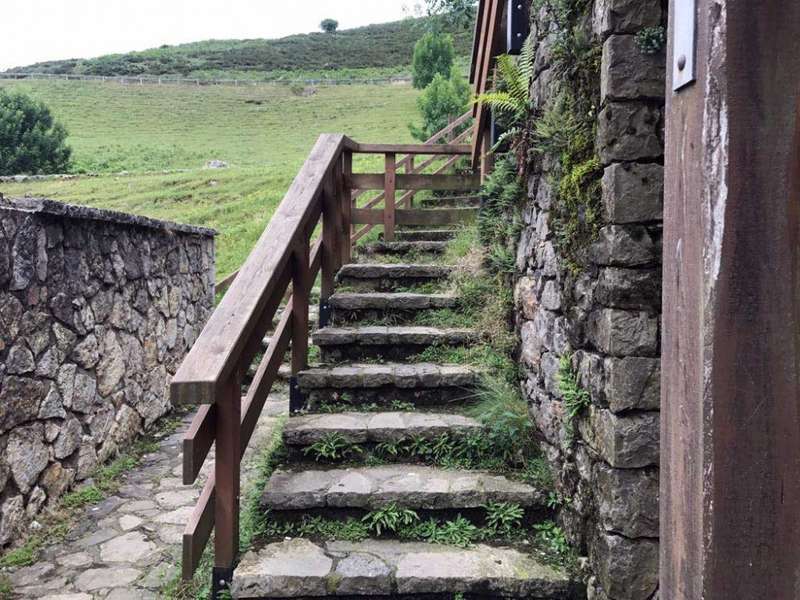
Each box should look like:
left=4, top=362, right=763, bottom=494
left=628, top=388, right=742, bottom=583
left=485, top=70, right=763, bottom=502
left=314, top=396, right=417, bottom=414
left=262, top=502, right=577, bottom=569
left=0, top=411, right=185, bottom=571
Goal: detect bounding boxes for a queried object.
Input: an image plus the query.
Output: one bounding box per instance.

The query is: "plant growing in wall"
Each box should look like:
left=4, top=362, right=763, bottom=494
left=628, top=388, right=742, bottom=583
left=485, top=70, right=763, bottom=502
left=474, top=34, right=536, bottom=174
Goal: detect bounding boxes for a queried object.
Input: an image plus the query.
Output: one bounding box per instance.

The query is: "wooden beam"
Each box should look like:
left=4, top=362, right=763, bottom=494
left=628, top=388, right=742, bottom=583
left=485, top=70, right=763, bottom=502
left=353, top=143, right=471, bottom=156
left=170, top=134, right=344, bottom=406
left=213, top=374, right=240, bottom=571
left=661, top=1, right=800, bottom=597
left=183, top=404, right=215, bottom=485
left=182, top=473, right=215, bottom=580
left=348, top=173, right=481, bottom=192
left=290, top=239, right=311, bottom=375
left=471, top=0, right=504, bottom=166
left=384, top=153, right=396, bottom=241
left=352, top=208, right=477, bottom=226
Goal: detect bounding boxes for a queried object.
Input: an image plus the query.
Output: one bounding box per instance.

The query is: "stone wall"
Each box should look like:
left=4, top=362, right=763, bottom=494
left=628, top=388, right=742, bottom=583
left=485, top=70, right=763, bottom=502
left=0, top=197, right=215, bottom=546
left=515, top=1, right=664, bottom=599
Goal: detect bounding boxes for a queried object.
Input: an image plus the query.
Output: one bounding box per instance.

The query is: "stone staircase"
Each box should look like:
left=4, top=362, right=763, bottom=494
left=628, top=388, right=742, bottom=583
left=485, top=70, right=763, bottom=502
left=230, top=195, right=581, bottom=599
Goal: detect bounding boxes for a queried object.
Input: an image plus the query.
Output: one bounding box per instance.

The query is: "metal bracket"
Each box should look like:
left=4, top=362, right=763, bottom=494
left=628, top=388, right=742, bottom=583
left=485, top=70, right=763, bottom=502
left=318, top=300, right=332, bottom=329
left=289, top=376, right=305, bottom=414
left=673, top=0, right=697, bottom=91
left=212, top=566, right=234, bottom=599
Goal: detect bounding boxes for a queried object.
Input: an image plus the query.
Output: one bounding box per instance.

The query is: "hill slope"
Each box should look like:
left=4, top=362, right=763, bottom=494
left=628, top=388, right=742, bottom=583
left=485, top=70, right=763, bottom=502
left=0, top=79, right=420, bottom=276
left=6, top=18, right=472, bottom=78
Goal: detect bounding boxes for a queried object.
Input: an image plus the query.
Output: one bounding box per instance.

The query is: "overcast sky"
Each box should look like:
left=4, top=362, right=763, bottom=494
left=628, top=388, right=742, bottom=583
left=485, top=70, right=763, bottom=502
left=1, top=1, right=421, bottom=71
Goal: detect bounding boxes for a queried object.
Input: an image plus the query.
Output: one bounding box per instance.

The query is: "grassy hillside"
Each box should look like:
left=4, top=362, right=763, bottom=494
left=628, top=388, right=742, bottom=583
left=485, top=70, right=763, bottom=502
left=7, top=17, right=472, bottom=79
left=0, top=79, right=420, bottom=277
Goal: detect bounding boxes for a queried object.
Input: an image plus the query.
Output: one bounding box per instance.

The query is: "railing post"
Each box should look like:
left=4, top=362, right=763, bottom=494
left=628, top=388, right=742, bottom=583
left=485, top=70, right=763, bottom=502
left=481, top=131, right=494, bottom=182
left=289, top=235, right=311, bottom=413
left=384, top=153, right=397, bottom=242
left=341, top=151, right=353, bottom=265
left=212, top=372, right=241, bottom=597
left=406, top=156, right=415, bottom=209
left=320, top=175, right=338, bottom=328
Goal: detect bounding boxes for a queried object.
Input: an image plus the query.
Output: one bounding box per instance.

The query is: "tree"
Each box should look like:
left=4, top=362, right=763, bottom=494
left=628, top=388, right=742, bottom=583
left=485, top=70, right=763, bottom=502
left=0, top=90, right=71, bottom=176
left=412, top=32, right=455, bottom=89
left=410, top=68, right=471, bottom=141
left=424, top=0, right=477, bottom=29
left=320, top=19, right=339, bottom=33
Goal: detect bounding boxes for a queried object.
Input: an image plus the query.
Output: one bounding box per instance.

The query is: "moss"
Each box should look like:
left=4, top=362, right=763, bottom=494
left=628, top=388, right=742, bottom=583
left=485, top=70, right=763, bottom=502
left=554, top=156, right=602, bottom=272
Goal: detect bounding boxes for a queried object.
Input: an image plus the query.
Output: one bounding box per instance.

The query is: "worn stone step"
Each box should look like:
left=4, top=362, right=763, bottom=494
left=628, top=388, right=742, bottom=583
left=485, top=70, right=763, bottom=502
left=261, top=465, right=543, bottom=512
left=313, top=326, right=477, bottom=361
left=358, top=241, right=449, bottom=256
left=330, top=292, right=457, bottom=325
left=284, top=412, right=482, bottom=448
left=297, top=362, right=480, bottom=410
left=337, top=263, right=452, bottom=292
left=232, top=538, right=578, bottom=599
left=395, top=229, right=459, bottom=242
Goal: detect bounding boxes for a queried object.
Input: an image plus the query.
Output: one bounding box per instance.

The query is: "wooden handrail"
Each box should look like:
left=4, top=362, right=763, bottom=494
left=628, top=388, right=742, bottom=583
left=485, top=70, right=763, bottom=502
left=175, top=123, right=478, bottom=588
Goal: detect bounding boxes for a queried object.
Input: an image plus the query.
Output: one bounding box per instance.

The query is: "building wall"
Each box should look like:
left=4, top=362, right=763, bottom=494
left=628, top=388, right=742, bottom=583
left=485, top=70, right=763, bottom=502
left=0, top=197, right=215, bottom=546
left=516, top=2, right=665, bottom=598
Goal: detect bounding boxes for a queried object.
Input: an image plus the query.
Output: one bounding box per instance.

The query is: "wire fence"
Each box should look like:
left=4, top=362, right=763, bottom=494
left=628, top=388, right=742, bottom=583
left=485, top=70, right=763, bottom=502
left=0, top=71, right=413, bottom=87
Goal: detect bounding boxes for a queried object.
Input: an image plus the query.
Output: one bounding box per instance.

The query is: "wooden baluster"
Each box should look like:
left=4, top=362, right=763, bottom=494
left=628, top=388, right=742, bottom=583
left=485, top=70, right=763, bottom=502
left=290, top=235, right=311, bottom=413
left=341, top=151, right=353, bottom=265
left=212, top=372, right=241, bottom=596
left=384, top=153, right=396, bottom=242
left=320, top=175, right=337, bottom=328
left=406, top=156, right=415, bottom=209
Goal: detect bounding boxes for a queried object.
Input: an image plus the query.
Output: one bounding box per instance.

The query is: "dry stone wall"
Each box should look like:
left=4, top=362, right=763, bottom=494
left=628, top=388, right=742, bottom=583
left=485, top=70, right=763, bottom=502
left=516, top=1, right=664, bottom=598
left=0, top=197, right=215, bottom=546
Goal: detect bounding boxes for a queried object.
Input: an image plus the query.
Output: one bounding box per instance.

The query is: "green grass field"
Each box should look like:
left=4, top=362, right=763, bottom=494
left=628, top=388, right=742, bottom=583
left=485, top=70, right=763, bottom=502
left=0, top=80, right=421, bottom=277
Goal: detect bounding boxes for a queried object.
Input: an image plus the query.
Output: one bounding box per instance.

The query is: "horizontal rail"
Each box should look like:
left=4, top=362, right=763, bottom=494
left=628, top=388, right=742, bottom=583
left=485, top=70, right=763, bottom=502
left=353, top=143, right=471, bottom=156
left=352, top=207, right=477, bottom=226
left=348, top=173, right=480, bottom=191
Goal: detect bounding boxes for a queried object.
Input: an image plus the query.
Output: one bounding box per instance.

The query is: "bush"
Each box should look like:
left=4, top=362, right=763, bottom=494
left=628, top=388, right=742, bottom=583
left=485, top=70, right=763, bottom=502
left=0, top=90, right=71, bottom=175
left=411, top=32, right=456, bottom=89
left=320, top=19, right=339, bottom=33
left=409, top=68, right=470, bottom=141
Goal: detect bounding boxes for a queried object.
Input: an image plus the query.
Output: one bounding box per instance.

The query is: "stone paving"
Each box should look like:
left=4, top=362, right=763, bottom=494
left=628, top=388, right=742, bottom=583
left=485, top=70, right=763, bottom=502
left=3, top=394, right=287, bottom=599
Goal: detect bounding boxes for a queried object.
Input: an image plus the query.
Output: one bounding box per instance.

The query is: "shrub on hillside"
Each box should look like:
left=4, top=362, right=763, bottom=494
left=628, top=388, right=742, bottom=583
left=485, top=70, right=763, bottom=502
left=412, top=32, right=456, bottom=89
left=320, top=19, right=339, bottom=33
left=409, top=68, right=470, bottom=141
left=0, top=90, right=71, bottom=176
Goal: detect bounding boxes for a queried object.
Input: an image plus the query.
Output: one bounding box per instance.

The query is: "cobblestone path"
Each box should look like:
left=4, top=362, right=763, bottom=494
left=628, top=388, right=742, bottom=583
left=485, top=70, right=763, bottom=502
left=4, top=394, right=287, bottom=599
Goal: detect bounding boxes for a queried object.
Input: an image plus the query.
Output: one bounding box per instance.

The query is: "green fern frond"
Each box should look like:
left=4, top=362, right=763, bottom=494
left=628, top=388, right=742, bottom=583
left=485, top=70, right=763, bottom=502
left=475, top=92, right=523, bottom=117
left=492, top=127, right=521, bottom=152
left=519, top=34, right=536, bottom=83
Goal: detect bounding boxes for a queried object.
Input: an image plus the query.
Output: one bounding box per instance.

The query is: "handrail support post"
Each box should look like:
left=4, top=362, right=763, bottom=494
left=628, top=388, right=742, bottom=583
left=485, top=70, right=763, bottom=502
left=384, top=153, right=397, bottom=241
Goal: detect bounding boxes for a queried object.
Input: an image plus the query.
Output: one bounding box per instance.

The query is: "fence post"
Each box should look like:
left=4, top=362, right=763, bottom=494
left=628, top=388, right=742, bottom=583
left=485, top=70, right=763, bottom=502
left=319, top=175, right=338, bottom=328
left=212, top=371, right=241, bottom=597
left=290, top=235, right=311, bottom=413
left=384, top=153, right=397, bottom=242
left=341, top=151, right=353, bottom=265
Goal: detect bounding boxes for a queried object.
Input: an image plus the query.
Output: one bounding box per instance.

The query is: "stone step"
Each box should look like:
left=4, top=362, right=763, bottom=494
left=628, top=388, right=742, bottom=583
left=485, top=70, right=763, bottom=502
left=337, top=263, right=452, bottom=292
left=313, top=326, right=477, bottom=362
left=261, top=465, right=544, bottom=512
left=232, top=538, right=577, bottom=599
left=418, top=195, right=481, bottom=208
left=284, top=411, right=482, bottom=449
left=358, top=241, right=449, bottom=256
left=330, top=292, right=457, bottom=325
left=395, top=229, right=459, bottom=242
left=297, top=362, right=480, bottom=410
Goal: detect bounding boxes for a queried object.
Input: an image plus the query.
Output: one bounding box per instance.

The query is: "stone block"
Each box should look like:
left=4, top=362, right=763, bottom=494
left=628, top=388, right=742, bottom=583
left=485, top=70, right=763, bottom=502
left=602, top=35, right=666, bottom=101
left=580, top=407, right=659, bottom=468
left=590, top=225, right=657, bottom=267
left=593, top=0, right=663, bottom=37
left=596, top=267, right=661, bottom=310
left=594, top=462, right=659, bottom=537
left=602, top=163, right=663, bottom=224
left=590, top=531, right=658, bottom=600
left=588, top=309, right=659, bottom=357
left=598, top=103, right=662, bottom=164
left=605, top=357, right=661, bottom=412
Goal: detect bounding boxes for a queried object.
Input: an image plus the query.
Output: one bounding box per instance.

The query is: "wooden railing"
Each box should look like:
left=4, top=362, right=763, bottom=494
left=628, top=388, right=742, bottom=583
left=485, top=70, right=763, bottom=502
left=215, top=111, right=473, bottom=295
left=470, top=0, right=505, bottom=171
left=171, top=129, right=478, bottom=589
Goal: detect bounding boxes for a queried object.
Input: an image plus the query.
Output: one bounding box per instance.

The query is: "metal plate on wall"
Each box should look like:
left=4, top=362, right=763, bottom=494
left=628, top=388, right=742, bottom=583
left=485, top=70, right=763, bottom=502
left=673, top=0, right=697, bottom=91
